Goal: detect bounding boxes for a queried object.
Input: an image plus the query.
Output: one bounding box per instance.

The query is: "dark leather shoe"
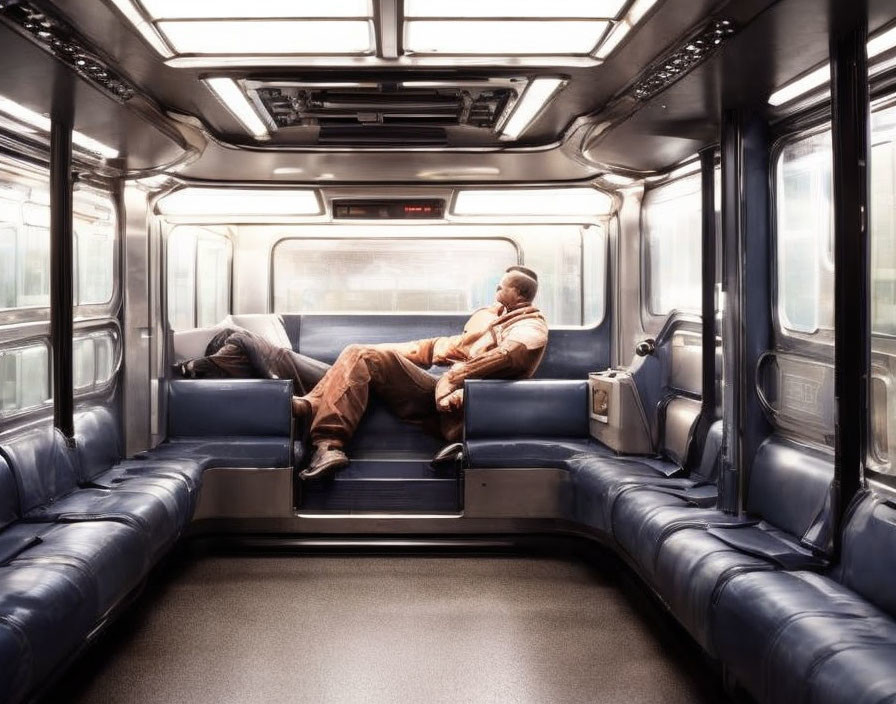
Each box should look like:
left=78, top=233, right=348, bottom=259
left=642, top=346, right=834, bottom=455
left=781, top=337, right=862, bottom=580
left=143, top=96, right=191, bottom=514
left=300, top=445, right=349, bottom=481
left=430, top=442, right=464, bottom=471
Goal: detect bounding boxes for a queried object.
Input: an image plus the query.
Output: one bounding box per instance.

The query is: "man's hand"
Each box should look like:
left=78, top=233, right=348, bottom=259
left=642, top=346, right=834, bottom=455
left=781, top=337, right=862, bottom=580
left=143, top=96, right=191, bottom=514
left=435, top=374, right=461, bottom=411
left=438, top=389, right=464, bottom=412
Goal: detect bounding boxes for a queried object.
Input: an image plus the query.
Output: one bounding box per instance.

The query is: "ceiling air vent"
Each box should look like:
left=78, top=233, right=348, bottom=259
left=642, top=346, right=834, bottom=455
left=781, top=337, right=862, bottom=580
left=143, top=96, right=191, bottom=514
left=243, top=79, right=523, bottom=143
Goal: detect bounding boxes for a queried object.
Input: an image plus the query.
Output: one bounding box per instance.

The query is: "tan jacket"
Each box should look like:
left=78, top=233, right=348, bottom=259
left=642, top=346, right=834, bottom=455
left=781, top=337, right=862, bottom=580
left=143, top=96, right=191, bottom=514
left=384, top=303, right=549, bottom=404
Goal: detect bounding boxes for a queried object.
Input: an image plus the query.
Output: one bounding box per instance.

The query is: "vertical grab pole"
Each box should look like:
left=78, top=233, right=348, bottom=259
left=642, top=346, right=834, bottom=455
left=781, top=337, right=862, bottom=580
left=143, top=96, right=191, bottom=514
left=50, top=108, right=75, bottom=439
left=699, top=147, right=717, bottom=425
left=830, top=10, right=870, bottom=555
left=718, top=111, right=744, bottom=515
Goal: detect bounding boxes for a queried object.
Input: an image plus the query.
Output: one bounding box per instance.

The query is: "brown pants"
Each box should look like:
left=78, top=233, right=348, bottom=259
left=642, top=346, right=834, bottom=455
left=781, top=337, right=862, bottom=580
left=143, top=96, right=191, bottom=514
left=305, top=344, right=445, bottom=447
left=189, top=329, right=330, bottom=395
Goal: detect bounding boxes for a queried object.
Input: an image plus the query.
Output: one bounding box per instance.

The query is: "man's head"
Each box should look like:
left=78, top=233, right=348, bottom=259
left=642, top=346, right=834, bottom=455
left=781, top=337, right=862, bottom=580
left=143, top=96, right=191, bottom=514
left=496, top=266, right=538, bottom=309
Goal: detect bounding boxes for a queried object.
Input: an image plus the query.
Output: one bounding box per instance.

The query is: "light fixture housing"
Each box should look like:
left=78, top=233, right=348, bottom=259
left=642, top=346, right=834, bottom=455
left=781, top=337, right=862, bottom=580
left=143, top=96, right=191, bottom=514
left=500, top=78, right=565, bottom=140
left=403, top=0, right=626, bottom=18
left=452, top=187, right=613, bottom=217
left=204, top=78, right=270, bottom=139
left=157, top=188, right=323, bottom=217
left=107, top=0, right=174, bottom=57
left=403, top=20, right=608, bottom=55
left=590, top=0, right=660, bottom=59
left=158, top=20, right=374, bottom=55
left=139, top=0, right=372, bottom=20
left=0, top=95, right=119, bottom=159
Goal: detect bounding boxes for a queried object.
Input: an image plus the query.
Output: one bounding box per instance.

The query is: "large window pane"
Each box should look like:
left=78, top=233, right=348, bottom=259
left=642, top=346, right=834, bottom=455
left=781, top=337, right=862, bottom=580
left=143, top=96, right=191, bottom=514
left=73, top=337, right=95, bottom=391
left=0, top=163, right=116, bottom=314
left=196, top=237, right=231, bottom=327
left=872, top=105, right=896, bottom=337
left=776, top=132, right=835, bottom=334
left=73, top=188, right=116, bottom=306
left=273, top=238, right=518, bottom=315
left=643, top=173, right=702, bottom=316
left=0, top=341, right=50, bottom=417
left=167, top=227, right=231, bottom=330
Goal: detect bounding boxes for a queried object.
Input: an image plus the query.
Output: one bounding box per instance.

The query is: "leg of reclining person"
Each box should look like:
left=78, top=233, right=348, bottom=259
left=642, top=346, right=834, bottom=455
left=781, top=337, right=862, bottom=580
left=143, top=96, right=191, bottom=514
left=299, top=344, right=438, bottom=480
left=181, top=328, right=330, bottom=395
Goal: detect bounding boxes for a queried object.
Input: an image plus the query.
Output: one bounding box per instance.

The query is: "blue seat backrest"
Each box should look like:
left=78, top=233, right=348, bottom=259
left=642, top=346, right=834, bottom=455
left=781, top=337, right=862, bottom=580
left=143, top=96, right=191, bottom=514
left=0, top=455, right=19, bottom=530
left=839, top=492, right=896, bottom=618
left=291, top=314, right=466, bottom=365
left=464, top=380, right=589, bottom=439
left=692, top=420, right=723, bottom=482
left=746, top=437, right=834, bottom=542
left=286, top=314, right=609, bottom=380
left=73, top=406, right=122, bottom=482
left=0, top=426, right=78, bottom=513
left=168, top=379, right=292, bottom=438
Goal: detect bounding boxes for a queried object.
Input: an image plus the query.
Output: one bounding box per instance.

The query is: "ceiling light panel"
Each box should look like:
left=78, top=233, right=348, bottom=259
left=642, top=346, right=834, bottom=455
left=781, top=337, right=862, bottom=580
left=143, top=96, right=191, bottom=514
left=158, top=20, right=374, bottom=54
left=768, top=66, right=831, bottom=107
left=453, top=188, right=613, bottom=217
left=204, top=78, right=269, bottom=138
left=157, top=188, right=322, bottom=216
left=404, top=20, right=607, bottom=55
left=501, top=77, right=565, bottom=140
left=591, top=0, right=660, bottom=59
left=403, top=0, right=626, bottom=19
left=138, top=0, right=372, bottom=19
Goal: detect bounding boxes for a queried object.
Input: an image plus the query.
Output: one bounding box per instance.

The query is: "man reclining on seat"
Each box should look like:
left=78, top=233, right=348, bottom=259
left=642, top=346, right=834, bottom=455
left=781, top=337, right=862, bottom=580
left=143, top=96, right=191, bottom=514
left=178, top=266, right=548, bottom=480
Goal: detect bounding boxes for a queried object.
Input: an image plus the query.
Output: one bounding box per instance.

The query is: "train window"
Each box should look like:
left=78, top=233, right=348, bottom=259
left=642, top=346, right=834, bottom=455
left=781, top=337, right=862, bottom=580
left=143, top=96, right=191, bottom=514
left=775, top=131, right=834, bottom=335
left=166, top=227, right=232, bottom=330
left=871, top=103, right=896, bottom=337
left=0, top=340, right=51, bottom=417
left=73, top=329, right=120, bottom=394
left=643, top=172, right=702, bottom=316
left=73, top=187, right=117, bottom=306
left=273, top=238, right=518, bottom=316
left=271, top=226, right=605, bottom=327
left=0, top=162, right=117, bottom=314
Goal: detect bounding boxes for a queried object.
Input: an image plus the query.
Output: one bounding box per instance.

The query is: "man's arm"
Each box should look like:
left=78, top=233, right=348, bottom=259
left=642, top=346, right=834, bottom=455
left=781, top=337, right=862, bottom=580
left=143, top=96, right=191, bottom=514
left=434, top=319, right=548, bottom=410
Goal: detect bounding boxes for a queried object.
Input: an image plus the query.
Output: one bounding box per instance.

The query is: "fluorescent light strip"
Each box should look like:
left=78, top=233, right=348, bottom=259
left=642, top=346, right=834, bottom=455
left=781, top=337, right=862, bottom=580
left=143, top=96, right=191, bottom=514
left=0, top=95, right=119, bottom=159
left=138, top=0, right=372, bottom=20
left=769, top=24, right=896, bottom=106
left=591, top=0, right=659, bottom=59
left=158, top=20, right=373, bottom=54
left=594, top=20, right=630, bottom=59
left=157, top=188, right=321, bottom=216
left=628, top=0, right=660, bottom=25
left=404, top=20, right=608, bottom=55
left=108, top=0, right=174, bottom=57
left=768, top=65, right=831, bottom=107
left=204, top=78, right=269, bottom=139
left=501, top=78, right=565, bottom=140
left=453, top=188, right=613, bottom=216
left=404, top=0, right=626, bottom=19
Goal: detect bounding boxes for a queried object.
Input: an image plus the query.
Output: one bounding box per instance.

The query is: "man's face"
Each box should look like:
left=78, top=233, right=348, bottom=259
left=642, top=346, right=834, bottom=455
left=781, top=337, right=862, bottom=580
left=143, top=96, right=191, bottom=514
left=495, top=274, right=521, bottom=308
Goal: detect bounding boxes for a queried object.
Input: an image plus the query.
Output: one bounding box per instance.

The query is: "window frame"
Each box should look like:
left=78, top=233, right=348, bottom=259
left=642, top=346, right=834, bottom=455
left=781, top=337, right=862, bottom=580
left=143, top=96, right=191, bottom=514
left=0, top=335, right=52, bottom=421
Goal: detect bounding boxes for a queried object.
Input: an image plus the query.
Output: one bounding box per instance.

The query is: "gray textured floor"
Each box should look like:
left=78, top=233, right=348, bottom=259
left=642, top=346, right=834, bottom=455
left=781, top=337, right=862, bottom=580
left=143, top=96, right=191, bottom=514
left=60, top=555, right=725, bottom=704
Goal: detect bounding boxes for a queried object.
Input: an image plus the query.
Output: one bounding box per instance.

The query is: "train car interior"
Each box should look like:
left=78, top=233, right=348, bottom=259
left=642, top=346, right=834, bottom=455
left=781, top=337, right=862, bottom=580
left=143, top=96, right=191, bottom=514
left=0, top=0, right=895, bottom=702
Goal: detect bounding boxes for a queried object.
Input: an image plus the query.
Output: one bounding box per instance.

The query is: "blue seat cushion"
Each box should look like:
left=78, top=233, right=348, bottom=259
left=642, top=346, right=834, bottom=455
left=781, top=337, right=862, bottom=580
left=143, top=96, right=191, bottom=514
left=0, top=620, right=26, bottom=704
left=1, top=426, right=80, bottom=514
left=713, top=569, right=896, bottom=704
left=2, top=521, right=148, bottom=618
left=567, top=454, right=690, bottom=534
left=94, top=458, right=204, bottom=496
left=23, top=485, right=183, bottom=560
left=0, top=563, right=97, bottom=700
left=808, top=645, right=896, bottom=704
left=611, top=489, right=730, bottom=574
left=167, top=379, right=292, bottom=438
left=653, top=528, right=776, bottom=653
left=137, top=437, right=292, bottom=470
left=467, top=438, right=614, bottom=470
left=72, top=406, right=122, bottom=482
left=0, top=456, right=19, bottom=531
